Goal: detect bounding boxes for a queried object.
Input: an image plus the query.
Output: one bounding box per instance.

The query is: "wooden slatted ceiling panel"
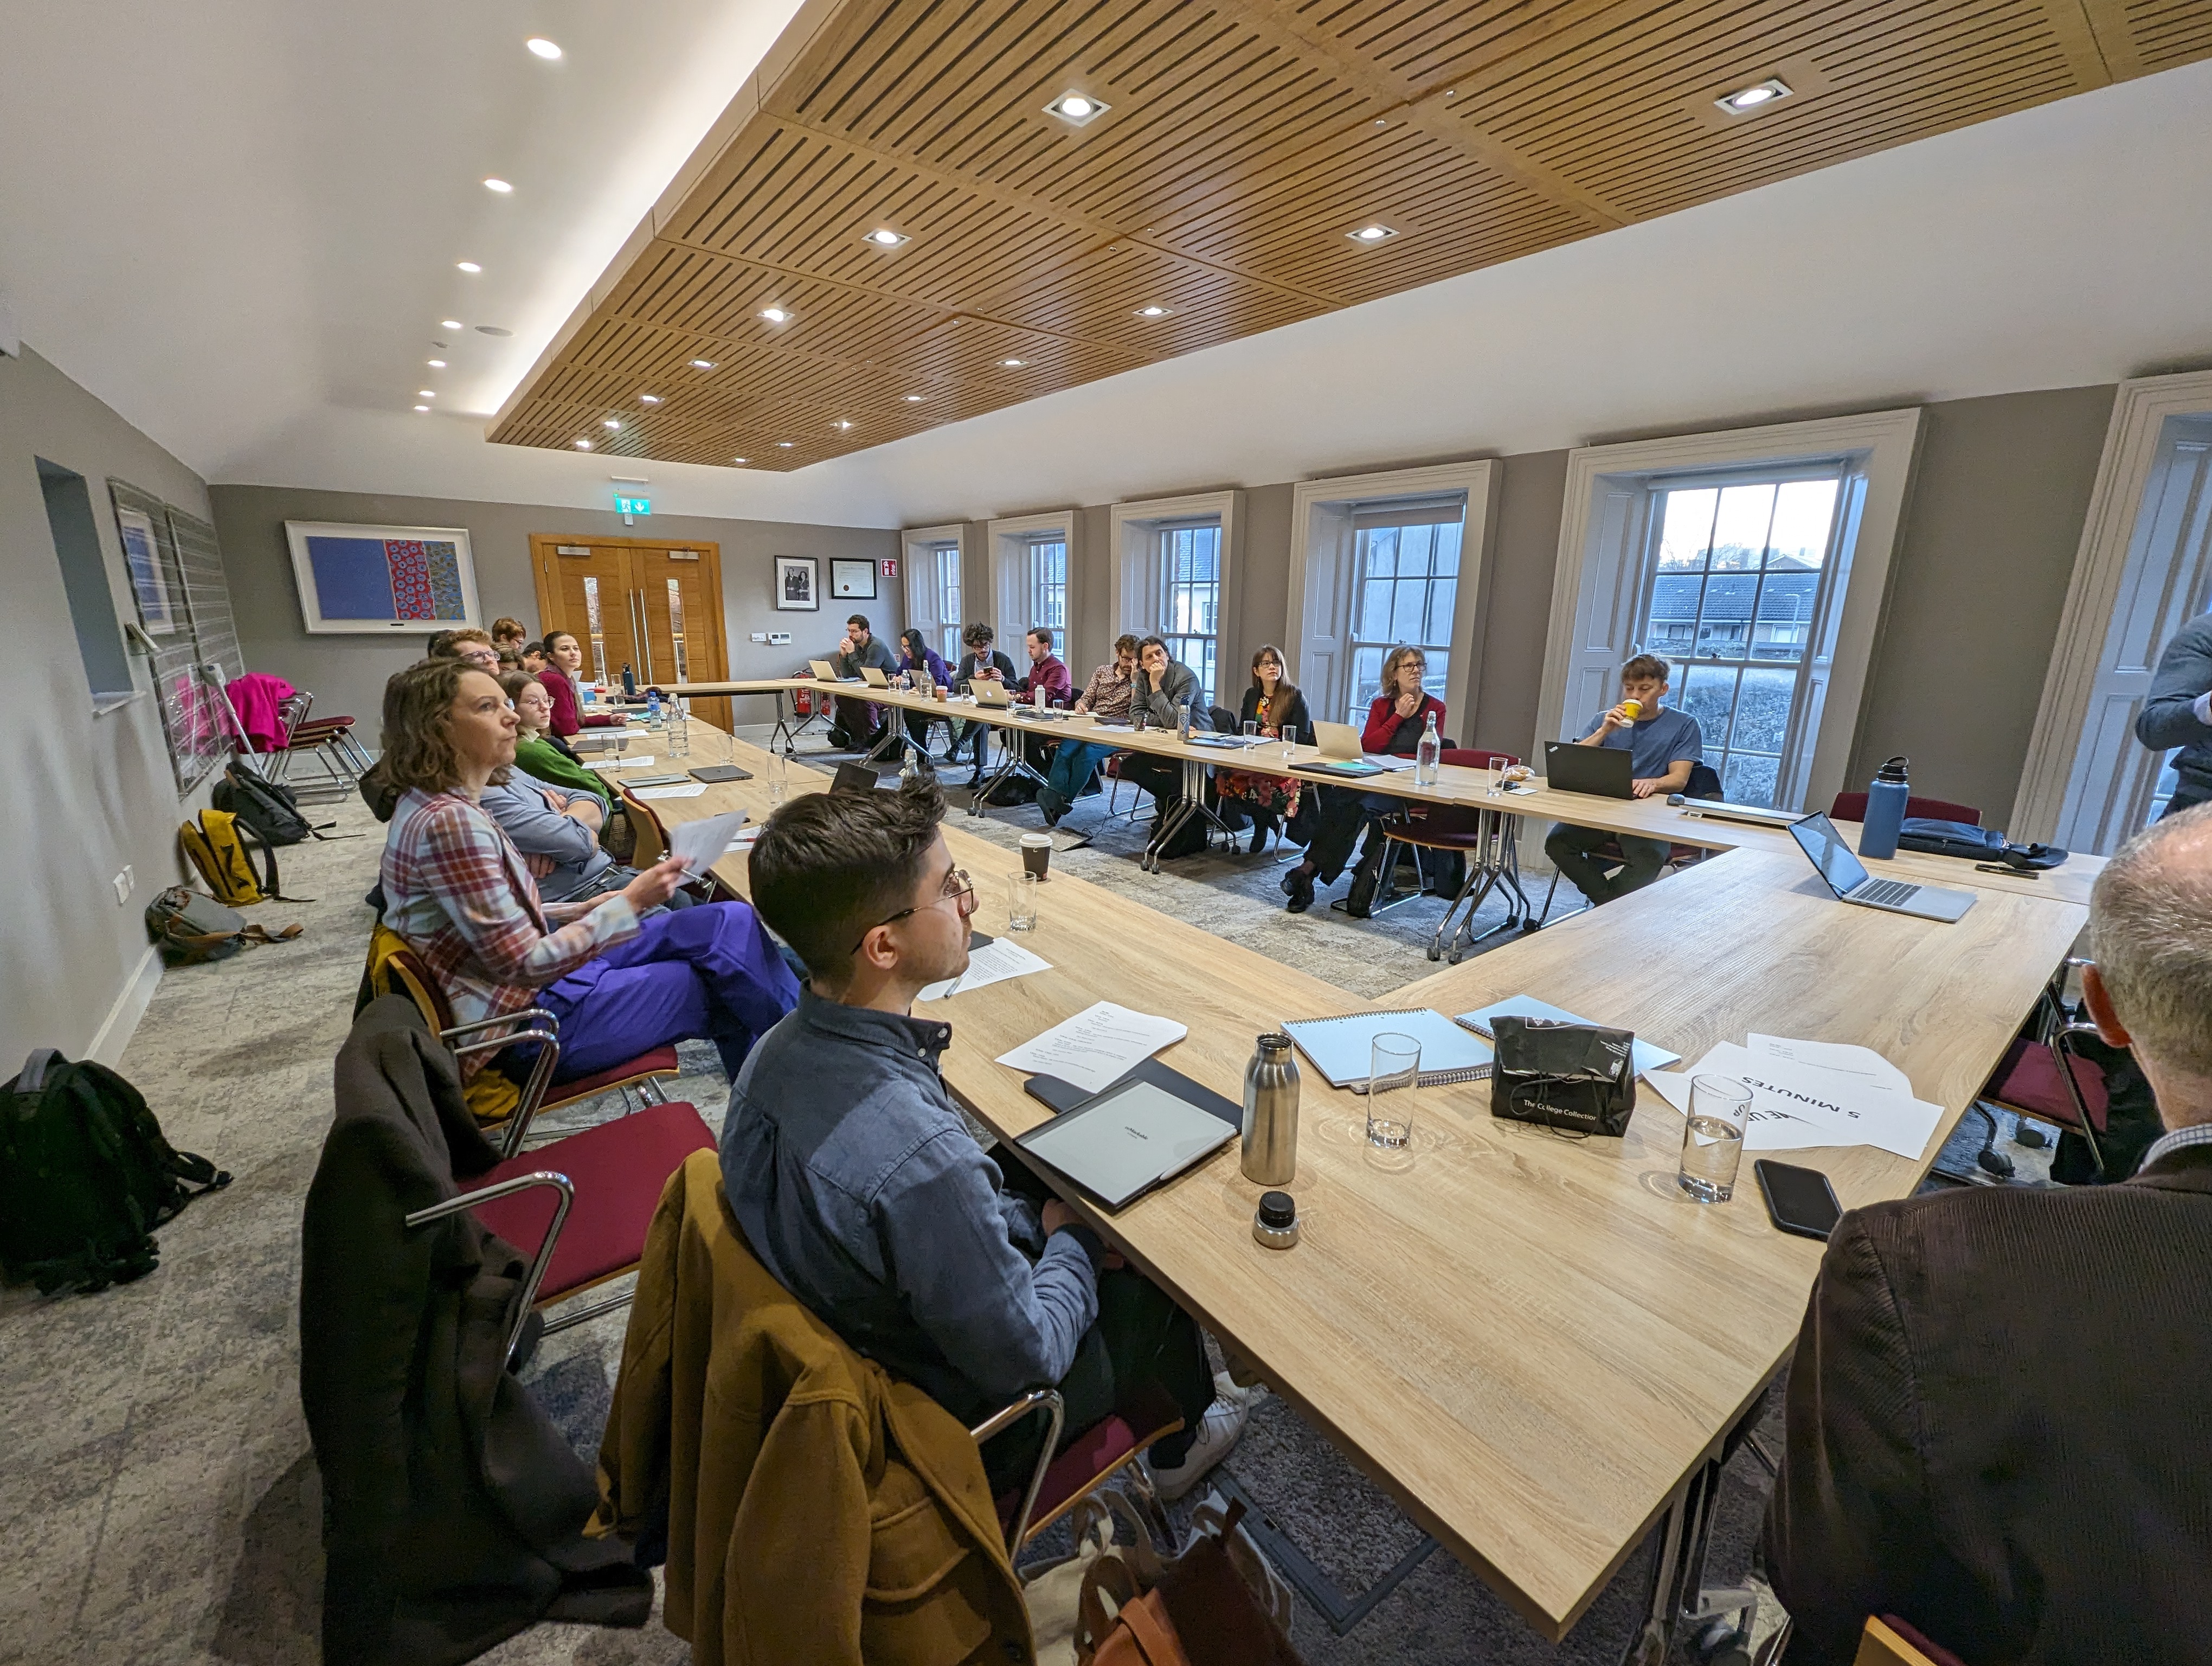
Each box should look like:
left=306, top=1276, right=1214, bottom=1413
left=490, top=0, right=2209, bottom=470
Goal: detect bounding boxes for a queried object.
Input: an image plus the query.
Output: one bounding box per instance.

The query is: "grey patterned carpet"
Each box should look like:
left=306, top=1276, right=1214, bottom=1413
left=3, top=731, right=2031, bottom=1664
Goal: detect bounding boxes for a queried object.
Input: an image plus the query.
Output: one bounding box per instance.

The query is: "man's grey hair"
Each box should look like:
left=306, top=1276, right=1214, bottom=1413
left=2092, top=802, right=2212, bottom=1078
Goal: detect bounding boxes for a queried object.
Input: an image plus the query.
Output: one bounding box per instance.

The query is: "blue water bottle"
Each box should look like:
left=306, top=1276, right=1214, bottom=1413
left=1859, top=755, right=1910, bottom=860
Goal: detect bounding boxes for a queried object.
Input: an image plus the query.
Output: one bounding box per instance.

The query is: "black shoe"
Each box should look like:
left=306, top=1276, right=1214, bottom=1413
left=1039, top=789, right=1065, bottom=827
left=1346, top=862, right=1380, bottom=919
left=965, top=772, right=984, bottom=791
left=1281, top=865, right=1316, bottom=914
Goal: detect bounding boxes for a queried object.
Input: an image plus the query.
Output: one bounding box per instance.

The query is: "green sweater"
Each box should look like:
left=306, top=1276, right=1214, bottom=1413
left=515, top=734, right=612, bottom=804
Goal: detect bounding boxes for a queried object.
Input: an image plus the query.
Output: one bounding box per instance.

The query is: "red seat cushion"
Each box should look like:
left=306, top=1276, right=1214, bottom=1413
left=1985, top=1037, right=2108, bottom=1134
left=473, top=1100, right=715, bottom=1300
left=546, top=1045, right=681, bottom=1104
left=992, top=1384, right=1185, bottom=1534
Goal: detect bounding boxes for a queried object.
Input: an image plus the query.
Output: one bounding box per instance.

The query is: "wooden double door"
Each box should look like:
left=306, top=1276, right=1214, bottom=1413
left=529, top=534, right=730, bottom=729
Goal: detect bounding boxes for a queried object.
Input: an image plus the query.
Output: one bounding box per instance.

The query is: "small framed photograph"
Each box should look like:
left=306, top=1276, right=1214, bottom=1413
left=115, top=505, right=181, bottom=635
left=830, top=558, right=878, bottom=600
left=776, top=556, right=819, bottom=611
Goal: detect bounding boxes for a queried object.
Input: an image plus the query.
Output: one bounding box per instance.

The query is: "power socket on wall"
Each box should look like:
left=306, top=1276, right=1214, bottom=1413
left=113, top=866, right=134, bottom=905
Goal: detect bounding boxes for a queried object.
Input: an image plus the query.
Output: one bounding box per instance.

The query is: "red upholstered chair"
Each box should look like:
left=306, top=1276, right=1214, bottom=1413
left=974, top=1381, right=1187, bottom=1552
left=1830, top=791, right=1981, bottom=826
left=267, top=690, right=372, bottom=796
left=1974, top=957, right=2108, bottom=1176
left=1372, top=749, right=1534, bottom=962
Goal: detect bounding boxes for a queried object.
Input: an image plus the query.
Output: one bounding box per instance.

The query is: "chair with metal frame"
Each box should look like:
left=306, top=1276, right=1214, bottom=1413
left=268, top=690, right=370, bottom=797
left=1973, top=955, right=2109, bottom=1178
left=1536, top=761, right=1725, bottom=925
left=974, top=1381, right=1187, bottom=1554
left=1369, top=749, right=1533, bottom=962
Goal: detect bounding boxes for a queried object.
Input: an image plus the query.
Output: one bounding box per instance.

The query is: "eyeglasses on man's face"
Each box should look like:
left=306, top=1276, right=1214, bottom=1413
left=850, top=867, right=975, bottom=956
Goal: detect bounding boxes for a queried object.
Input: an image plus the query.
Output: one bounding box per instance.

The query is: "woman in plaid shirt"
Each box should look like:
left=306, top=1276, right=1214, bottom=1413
left=378, top=659, right=798, bottom=1082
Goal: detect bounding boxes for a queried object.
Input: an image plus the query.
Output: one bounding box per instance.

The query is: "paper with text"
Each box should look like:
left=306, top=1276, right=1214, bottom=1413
left=633, top=782, right=709, bottom=800
left=919, top=938, right=1052, bottom=1002
left=666, top=809, right=748, bottom=873
left=586, top=755, right=654, bottom=771
left=1646, top=1040, right=1943, bottom=1160
left=995, top=1002, right=1189, bottom=1095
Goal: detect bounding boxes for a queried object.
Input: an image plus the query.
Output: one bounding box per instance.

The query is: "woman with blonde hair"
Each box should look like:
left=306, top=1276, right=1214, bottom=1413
left=1281, top=644, right=1446, bottom=917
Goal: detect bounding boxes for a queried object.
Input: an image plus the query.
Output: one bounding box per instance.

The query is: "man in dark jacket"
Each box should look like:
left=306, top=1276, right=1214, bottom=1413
left=1764, top=803, right=2212, bottom=1664
left=2135, top=610, right=2212, bottom=817
left=1118, top=637, right=1211, bottom=857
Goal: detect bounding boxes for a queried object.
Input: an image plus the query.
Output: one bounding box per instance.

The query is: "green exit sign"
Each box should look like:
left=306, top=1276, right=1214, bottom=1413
left=614, top=494, right=651, bottom=516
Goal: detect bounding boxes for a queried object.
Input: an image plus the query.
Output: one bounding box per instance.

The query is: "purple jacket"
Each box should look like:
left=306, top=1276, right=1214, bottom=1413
left=899, top=643, right=953, bottom=687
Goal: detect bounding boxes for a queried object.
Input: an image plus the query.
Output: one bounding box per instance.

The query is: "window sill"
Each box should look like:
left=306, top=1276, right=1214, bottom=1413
left=91, top=690, right=149, bottom=718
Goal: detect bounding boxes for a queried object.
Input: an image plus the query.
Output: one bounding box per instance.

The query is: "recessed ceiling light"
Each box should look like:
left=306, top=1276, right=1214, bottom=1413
left=732, top=456, right=749, bottom=464
left=427, top=358, right=446, bottom=368
left=603, top=418, right=620, bottom=430
left=456, top=261, right=482, bottom=273
left=440, top=319, right=463, bottom=331
left=1044, top=90, right=1108, bottom=127
left=414, top=404, right=430, bottom=413
left=483, top=177, right=513, bottom=194
left=1000, top=357, right=1026, bottom=368
left=1347, top=223, right=1398, bottom=244
left=526, top=36, right=562, bottom=59
left=862, top=228, right=909, bottom=248
left=902, top=393, right=925, bottom=402
left=758, top=307, right=790, bottom=324
left=474, top=324, right=511, bottom=336
left=574, top=439, right=593, bottom=450
left=639, top=393, right=661, bottom=403
left=1133, top=304, right=1174, bottom=318
left=776, top=441, right=794, bottom=448
left=833, top=420, right=854, bottom=431
left=418, top=389, right=436, bottom=399
left=1716, top=77, right=1792, bottom=114
left=690, top=358, right=717, bottom=370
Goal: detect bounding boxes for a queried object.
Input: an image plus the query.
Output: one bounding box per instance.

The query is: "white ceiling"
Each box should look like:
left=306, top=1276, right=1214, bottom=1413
left=4, top=5, right=2209, bottom=533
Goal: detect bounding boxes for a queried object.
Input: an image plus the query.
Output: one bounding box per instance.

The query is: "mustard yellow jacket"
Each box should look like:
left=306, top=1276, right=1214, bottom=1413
left=593, top=1150, right=1035, bottom=1666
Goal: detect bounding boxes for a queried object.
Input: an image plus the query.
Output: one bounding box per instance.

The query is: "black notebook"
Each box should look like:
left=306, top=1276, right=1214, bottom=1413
left=1022, top=1056, right=1242, bottom=1129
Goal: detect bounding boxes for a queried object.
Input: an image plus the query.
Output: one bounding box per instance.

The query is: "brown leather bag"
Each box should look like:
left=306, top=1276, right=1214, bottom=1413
left=1075, top=1498, right=1303, bottom=1666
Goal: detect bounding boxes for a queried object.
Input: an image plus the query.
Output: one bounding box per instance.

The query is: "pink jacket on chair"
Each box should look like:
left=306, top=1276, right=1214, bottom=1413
left=225, top=672, right=296, bottom=752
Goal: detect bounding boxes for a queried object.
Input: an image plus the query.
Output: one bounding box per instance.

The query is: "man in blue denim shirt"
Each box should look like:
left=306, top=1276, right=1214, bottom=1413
left=723, top=778, right=1236, bottom=1494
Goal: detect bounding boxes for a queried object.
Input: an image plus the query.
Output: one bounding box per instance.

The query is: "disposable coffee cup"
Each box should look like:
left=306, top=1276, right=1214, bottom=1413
left=1019, top=831, right=1052, bottom=881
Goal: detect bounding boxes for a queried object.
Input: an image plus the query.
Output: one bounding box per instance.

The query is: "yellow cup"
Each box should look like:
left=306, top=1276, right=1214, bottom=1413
left=1620, top=699, right=1642, bottom=720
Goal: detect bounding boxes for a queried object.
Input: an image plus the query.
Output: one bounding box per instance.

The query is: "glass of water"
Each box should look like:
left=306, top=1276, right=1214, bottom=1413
left=766, top=752, right=789, bottom=806
left=1007, top=870, right=1039, bottom=932
left=1679, top=1075, right=1753, bottom=1202
left=1366, top=1033, right=1420, bottom=1149
left=1485, top=753, right=1507, bottom=796
left=1243, top=719, right=1259, bottom=744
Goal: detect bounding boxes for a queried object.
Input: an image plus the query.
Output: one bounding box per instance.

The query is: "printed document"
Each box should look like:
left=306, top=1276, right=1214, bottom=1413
left=1646, top=1039, right=1944, bottom=1161
left=632, top=781, right=708, bottom=800
left=918, top=938, right=1052, bottom=1002
left=586, top=755, right=654, bottom=771
left=995, top=1002, right=1188, bottom=1095
left=666, top=809, right=748, bottom=874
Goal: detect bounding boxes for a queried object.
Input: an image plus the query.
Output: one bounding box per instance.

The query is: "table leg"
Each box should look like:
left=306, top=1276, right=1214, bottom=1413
left=1141, top=757, right=1236, bottom=872
left=1621, top=1413, right=1768, bottom=1665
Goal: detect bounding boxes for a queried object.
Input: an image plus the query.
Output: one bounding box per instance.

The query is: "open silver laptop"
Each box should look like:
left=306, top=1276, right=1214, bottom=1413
left=1789, top=812, right=1975, bottom=922
left=1312, top=720, right=1363, bottom=760
left=808, top=657, right=862, bottom=684
left=1677, top=796, right=1801, bottom=829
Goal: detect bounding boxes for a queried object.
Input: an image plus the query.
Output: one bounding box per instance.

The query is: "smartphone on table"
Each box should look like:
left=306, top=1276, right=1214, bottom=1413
left=1754, top=1159, right=1844, bottom=1241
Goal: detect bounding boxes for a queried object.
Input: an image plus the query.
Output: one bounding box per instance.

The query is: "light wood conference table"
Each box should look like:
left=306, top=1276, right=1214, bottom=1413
left=599, top=716, right=2095, bottom=1647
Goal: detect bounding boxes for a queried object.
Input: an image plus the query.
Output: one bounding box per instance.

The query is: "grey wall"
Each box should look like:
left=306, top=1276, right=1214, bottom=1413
left=1233, top=484, right=1295, bottom=708
left=0, top=345, right=218, bottom=1065
left=1470, top=448, right=1572, bottom=757
left=1845, top=386, right=2116, bottom=821
left=208, top=485, right=900, bottom=735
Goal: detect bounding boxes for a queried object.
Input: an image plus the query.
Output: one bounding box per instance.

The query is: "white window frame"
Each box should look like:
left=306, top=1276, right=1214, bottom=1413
left=2012, top=369, right=2212, bottom=847
left=1535, top=408, right=1922, bottom=815
left=1109, top=490, right=1243, bottom=711
left=902, top=522, right=966, bottom=665
left=1287, top=461, right=1497, bottom=736
left=986, top=510, right=1078, bottom=662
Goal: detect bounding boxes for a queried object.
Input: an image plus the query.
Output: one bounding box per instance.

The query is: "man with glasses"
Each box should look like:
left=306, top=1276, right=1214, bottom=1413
left=725, top=778, right=1240, bottom=1498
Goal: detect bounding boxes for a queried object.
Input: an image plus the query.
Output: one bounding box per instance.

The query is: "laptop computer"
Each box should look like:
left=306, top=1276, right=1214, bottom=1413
left=809, top=658, right=863, bottom=684
left=1675, top=796, right=1802, bottom=829
left=859, top=665, right=892, bottom=688
left=1544, top=740, right=1634, bottom=799
left=1788, top=812, right=1975, bottom=922
left=1312, top=720, right=1363, bottom=760
left=973, top=680, right=1011, bottom=708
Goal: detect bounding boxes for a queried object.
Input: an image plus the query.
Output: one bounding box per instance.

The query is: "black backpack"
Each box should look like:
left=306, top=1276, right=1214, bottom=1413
left=0, top=1050, right=231, bottom=1293
left=212, top=760, right=327, bottom=847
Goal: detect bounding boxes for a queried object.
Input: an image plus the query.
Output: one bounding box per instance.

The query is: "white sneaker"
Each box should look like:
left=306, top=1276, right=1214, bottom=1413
left=1212, top=1368, right=1266, bottom=1411
left=1148, top=1394, right=1248, bottom=1502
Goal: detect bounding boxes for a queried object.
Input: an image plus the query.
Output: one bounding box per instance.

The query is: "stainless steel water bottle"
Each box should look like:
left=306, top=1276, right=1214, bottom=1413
left=1860, top=755, right=1910, bottom=860
left=1241, top=1032, right=1300, bottom=1186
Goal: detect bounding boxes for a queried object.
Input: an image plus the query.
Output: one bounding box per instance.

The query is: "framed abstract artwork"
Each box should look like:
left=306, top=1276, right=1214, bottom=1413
left=776, top=556, right=819, bottom=611
left=114, top=504, right=182, bottom=635
left=829, top=558, right=877, bottom=600
left=285, top=520, right=480, bottom=633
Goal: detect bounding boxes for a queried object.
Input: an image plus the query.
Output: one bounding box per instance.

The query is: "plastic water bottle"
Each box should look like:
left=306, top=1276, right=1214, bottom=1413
left=1414, top=710, right=1441, bottom=786
left=900, top=742, right=921, bottom=787
left=1033, top=682, right=1046, bottom=710
left=645, top=689, right=663, bottom=727
left=1860, top=755, right=1910, bottom=859
left=667, top=696, right=688, bottom=755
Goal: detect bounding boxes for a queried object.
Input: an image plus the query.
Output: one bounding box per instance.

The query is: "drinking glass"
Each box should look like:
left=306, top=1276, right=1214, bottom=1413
left=1366, top=1033, right=1420, bottom=1149
left=1007, top=870, right=1039, bottom=932
left=1243, top=719, right=1259, bottom=744
left=766, top=752, right=789, bottom=806
left=1485, top=754, right=1506, bottom=796
left=1280, top=731, right=1297, bottom=766
left=1679, top=1075, right=1753, bottom=1202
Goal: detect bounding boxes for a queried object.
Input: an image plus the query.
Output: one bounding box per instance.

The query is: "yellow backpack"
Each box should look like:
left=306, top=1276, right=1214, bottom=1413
left=178, top=808, right=295, bottom=906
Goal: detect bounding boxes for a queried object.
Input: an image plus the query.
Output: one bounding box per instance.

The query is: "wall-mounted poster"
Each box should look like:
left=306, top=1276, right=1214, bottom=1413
left=285, top=520, right=480, bottom=633
left=830, top=558, right=878, bottom=600
left=115, top=504, right=180, bottom=635
left=776, top=556, right=819, bottom=611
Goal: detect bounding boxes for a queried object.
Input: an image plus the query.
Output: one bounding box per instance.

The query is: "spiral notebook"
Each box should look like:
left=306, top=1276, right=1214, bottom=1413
left=1281, top=1007, right=1497, bottom=1091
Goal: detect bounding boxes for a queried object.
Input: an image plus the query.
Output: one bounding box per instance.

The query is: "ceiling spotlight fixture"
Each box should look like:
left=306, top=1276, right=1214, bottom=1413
left=483, top=177, right=513, bottom=194
left=862, top=228, right=909, bottom=248
left=902, top=393, right=925, bottom=402
left=418, top=389, right=436, bottom=399
left=526, top=36, right=562, bottom=59
left=1044, top=89, right=1109, bottom=127
left=732, top=456, right=748, bottom=464
left=474, top=324, right=512, bottom=336
left=602, top=418, right=620, bottom=430
left=758, top=307, right=791, bottom=324
left=690, top=358, right=716, bottom=369
left=776, top=440, right=795, bottom=448
left=639, top=393, right=661, bottom=403
left=1133, top=304, right=1174, bottom=318
left=1716, top=77, right=1792, bottom=114
left=427, top=358, right=446, bottom=368
left=574, top=439, right=593, bottom=450
left=440, top=319, right=463, bottom=330
left=456, top=261, right=482, bottom=273
left=1000, top=357, right=1026, bottom=368
left=833, top=419, right=854, bottom=431
left=1346, top=222, right=1398, bottom=245
left=414, top=404, right=430, bottom=413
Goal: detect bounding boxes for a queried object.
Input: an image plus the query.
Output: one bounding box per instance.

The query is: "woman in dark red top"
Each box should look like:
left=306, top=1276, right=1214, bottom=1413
left=1281, top=645, right=1444, bottom=917
left=538, top=629, right=624, bottom=738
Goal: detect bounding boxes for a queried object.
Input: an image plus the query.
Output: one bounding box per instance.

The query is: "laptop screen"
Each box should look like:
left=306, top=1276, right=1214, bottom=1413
left=1789, top=812, right=1871, bottom=897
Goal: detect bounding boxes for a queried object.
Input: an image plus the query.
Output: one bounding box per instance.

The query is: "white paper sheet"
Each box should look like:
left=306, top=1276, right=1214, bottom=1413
left=1646, top=1040, right=1945, bottom=1160
left=725, top=826, right=762, bottom=854
left=585, top=755, right=654, bottom=771
left=1364, top=754, right=1420, bottom=771
left=632, top=782, right=709, bottom=800
left=994, top=1002, right=1188, bottom=1095
left=1746, top=1033, right=1912, bottom=1093
left=666, top=809, right=748, bottom=873
left=918, top=937, right=1053, bottom=1002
